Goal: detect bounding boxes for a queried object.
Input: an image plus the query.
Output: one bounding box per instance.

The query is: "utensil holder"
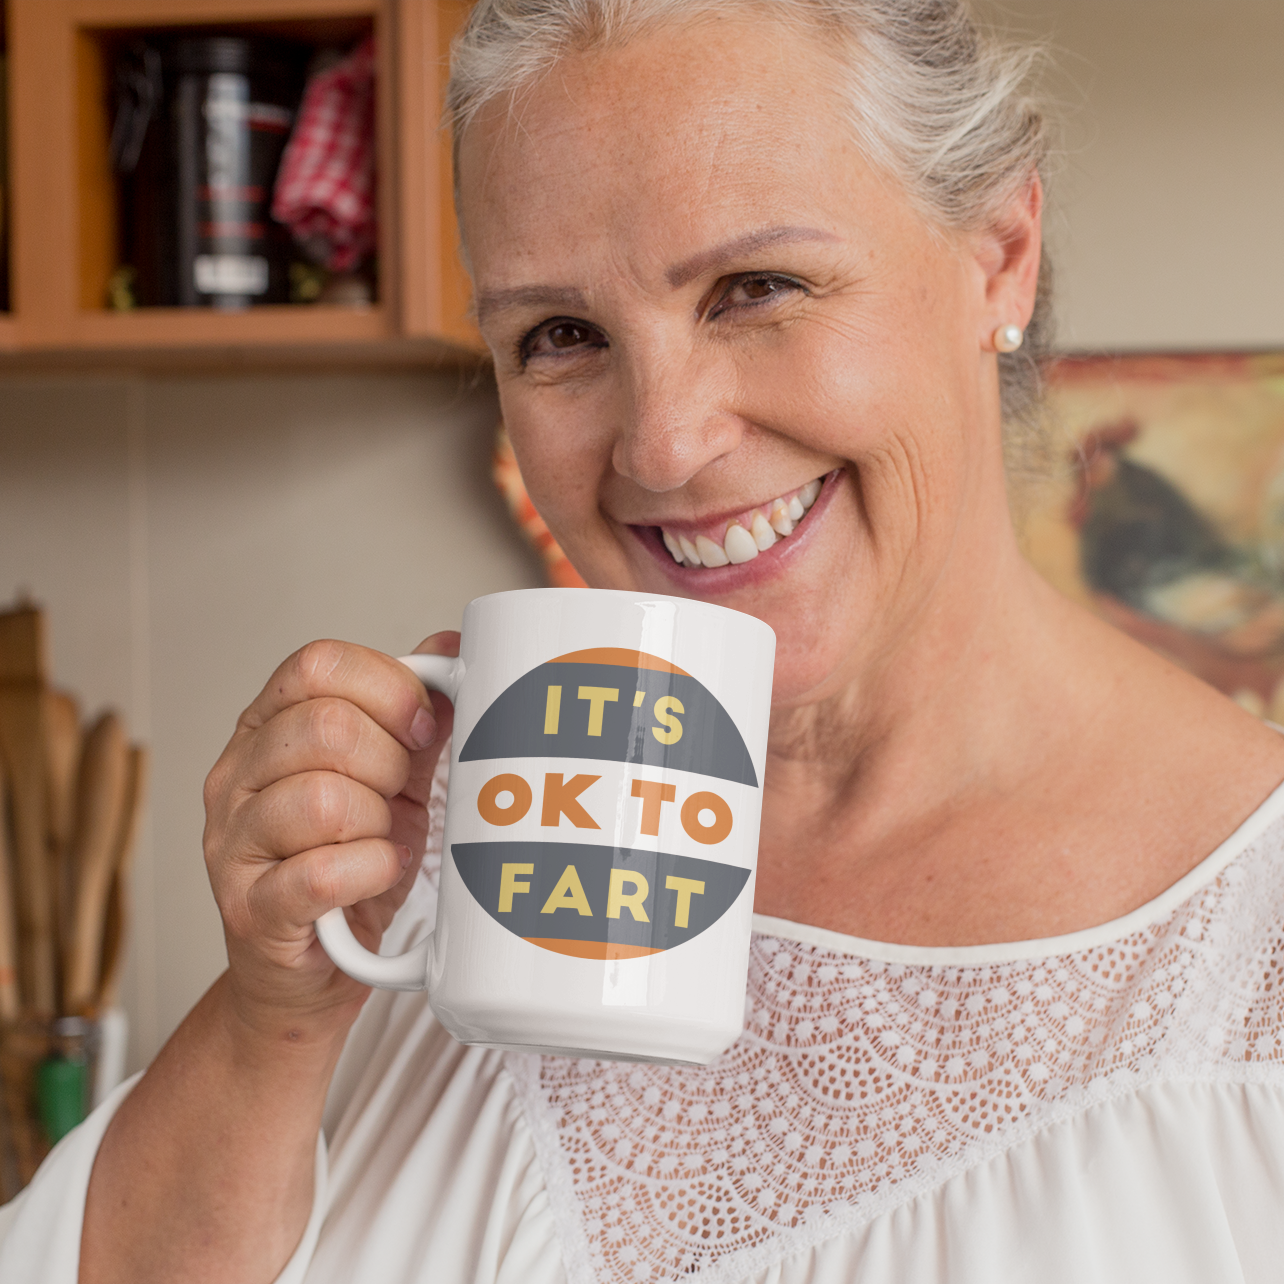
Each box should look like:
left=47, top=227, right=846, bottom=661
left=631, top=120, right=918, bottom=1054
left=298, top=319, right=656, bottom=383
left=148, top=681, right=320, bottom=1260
left=0, top=1015, right=102, bottom=1199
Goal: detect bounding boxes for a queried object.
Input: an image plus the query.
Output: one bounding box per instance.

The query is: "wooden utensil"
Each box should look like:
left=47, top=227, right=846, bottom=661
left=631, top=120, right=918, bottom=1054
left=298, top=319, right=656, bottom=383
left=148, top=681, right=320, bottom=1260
left=0, top=762, right=21, bottom=1023
left=0, top=607, right=56, bottom=1015
left=95, top=745, right=148, bottom=1013
left=44, top=690, right=81, bottom=957
left=64, top=714, right=130, bottom=1015
left=96, top=876, right=128, bottom=1014
left=44, top=691, right=80, bottom=858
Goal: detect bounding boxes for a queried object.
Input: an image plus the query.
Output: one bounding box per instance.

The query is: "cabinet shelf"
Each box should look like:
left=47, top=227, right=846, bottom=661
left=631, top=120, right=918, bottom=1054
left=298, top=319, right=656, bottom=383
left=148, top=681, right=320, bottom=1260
left=3, top=0, right=483, bottom=368
left=55, top=303, right=388, bottom=347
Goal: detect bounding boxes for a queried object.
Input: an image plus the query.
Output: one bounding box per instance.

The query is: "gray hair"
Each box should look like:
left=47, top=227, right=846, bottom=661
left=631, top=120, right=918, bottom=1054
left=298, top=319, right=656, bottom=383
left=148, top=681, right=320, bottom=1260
left=447, top=0, right=1054, bottom=477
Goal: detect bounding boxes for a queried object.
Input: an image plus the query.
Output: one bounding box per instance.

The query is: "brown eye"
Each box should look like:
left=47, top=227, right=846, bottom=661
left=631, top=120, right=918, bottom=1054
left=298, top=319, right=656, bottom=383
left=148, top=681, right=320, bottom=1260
left=711, top=273, right=803, bottom=318
left=520, top=316, right=608, bottom=365
left=548, top=322, right=592, bottom=348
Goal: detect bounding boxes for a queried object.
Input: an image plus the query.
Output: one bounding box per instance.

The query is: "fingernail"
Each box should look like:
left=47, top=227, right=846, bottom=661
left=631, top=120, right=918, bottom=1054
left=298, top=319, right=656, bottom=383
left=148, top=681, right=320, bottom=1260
left=409, top=707, right=435, bottom=750
left=397, top=844, right=414, bottom=869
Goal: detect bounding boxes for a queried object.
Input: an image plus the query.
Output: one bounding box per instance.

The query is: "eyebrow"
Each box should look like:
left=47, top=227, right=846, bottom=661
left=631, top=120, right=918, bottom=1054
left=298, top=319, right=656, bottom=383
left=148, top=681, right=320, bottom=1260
left=474, top=284, right=589, bottom=327
left=666, top=225, right=839, bottom=288
left=473, top=225, right=839, bottom=326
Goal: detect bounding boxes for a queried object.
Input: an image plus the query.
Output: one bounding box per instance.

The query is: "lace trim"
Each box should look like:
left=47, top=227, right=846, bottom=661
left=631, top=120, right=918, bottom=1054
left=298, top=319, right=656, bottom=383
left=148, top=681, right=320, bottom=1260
left=418, top=746, right=450, bottom=890
left=751, top=775, right=1284, bottom=967
left=507, top=811, right=1284, bottom=1284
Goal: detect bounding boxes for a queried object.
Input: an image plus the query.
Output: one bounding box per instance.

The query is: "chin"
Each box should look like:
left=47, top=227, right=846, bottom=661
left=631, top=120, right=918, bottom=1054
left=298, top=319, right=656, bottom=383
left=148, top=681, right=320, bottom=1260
left=759, top=600, right=864, bottom=708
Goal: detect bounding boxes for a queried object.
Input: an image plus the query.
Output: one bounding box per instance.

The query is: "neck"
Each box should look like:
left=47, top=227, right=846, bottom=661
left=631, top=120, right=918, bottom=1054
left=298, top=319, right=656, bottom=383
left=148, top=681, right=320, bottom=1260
left=756, top=509, right=1114, bottom=919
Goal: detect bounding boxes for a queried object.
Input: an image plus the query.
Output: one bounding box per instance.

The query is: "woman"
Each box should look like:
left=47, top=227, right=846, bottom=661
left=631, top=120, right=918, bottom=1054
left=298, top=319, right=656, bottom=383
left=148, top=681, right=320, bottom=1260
left=8, top=1, right=1284, bottom=1280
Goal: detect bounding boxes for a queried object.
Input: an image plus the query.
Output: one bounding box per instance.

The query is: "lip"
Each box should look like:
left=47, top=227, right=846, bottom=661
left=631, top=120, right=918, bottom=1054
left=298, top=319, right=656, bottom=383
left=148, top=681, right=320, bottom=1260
left=628, top=468, right=845, bottom=591
left=639, top=476, right=818, bottom=545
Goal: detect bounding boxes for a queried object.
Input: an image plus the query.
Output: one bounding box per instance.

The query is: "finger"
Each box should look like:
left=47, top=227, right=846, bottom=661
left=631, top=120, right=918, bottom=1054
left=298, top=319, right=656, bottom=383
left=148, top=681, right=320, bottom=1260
left=243, top=838, right=411, bottom=937
left=409, top=632, right=460, bottom=742
left=395, top=746, right=443, bottom=812
left=238, top=697, right=410, bottom=797
left=229, top=772, right=393, bottom=862
left=388, top=791, right=432, bottom=857
left=396, top=632, right=461, bottom=807
left=410, top=629, right=462, bottom=657
left=342, top=847, right=426, bottom=940
left=410, top=631, right=460, bottom=658
left=241, top=640, right=438, bottom=753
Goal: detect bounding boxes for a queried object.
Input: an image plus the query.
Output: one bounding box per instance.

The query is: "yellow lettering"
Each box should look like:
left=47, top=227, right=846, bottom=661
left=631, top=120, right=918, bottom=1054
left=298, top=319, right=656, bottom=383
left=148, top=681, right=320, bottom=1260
left=477, top=774, right=533, bottom=826
left=540, top=864, right=594, bottom=916
left=652, top=695, right=685, bottom=745
left=607, top=868, right=651, bottom=922
left=578, top=686, right=619, bottom=736
left=631, top=778, right=677, bottom=836
left=633, top=689, right=646, bottom=707
left=541, top=772, right=602, bottom=829
left=665, top=875, right=706, bottom=929
left=544, top=685, right=562, bottom=734
left=680, top=791, right=733, bottom=844
left=498, top=863, right=534, bottom=913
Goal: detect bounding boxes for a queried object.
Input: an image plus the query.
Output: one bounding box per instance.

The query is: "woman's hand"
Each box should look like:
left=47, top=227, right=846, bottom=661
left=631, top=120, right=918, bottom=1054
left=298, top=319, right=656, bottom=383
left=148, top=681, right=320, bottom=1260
left=83, top=632, right=460, bottom=1284
left=202, top=632, right=458, bottom=1035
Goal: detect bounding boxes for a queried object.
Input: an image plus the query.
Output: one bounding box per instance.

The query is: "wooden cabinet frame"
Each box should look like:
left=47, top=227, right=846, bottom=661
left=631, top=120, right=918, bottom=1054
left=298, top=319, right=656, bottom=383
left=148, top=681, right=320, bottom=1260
left=5, top=0, right=480, bottom=365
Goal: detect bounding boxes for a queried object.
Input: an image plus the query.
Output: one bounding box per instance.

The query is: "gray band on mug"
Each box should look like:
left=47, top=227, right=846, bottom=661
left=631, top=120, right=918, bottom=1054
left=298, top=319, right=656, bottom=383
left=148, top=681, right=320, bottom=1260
left=458, top=655, right=758, bottom=787
left=452, top=840, right=752, bottom=958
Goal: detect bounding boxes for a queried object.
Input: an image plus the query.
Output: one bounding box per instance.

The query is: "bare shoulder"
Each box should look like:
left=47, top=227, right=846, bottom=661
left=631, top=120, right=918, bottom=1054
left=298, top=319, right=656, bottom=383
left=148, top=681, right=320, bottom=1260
left=1077, top=613, right=1284, bottom=889
left=957, top=595, right=1284, bottom=943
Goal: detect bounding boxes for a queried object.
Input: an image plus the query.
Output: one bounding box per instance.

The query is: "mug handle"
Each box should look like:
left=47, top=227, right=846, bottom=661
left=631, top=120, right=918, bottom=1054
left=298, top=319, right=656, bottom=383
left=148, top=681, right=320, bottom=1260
left=313, top=653, right=465, bottom=992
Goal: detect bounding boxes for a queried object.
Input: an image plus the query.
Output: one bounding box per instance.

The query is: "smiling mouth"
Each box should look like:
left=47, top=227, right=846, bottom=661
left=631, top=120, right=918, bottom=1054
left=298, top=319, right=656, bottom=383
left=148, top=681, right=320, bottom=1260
left=650, top=474, right=831, bottom=569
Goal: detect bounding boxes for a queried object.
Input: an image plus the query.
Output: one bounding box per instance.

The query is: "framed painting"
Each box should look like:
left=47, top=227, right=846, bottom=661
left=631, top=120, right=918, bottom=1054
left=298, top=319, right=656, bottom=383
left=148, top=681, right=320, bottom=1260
left=1024, top=352, right=1284, bottom=717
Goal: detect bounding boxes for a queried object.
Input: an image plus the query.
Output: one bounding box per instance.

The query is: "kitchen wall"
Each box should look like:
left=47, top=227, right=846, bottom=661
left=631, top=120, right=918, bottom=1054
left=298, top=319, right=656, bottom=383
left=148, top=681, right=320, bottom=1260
left=0, top=0, right=1281, bottom=1072
left=980, top=0, right=1284, bottom=351
left=0, top=372, right=540, bottom=1070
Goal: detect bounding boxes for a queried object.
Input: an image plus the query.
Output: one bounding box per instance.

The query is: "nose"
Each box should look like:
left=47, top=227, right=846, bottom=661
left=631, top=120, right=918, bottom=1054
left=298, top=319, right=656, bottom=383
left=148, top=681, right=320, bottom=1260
left=611, top=343, right=745, bottom=494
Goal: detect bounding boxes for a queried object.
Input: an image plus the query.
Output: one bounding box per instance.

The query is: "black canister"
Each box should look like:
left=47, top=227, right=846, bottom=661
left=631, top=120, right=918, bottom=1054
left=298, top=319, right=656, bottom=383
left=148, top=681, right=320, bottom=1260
left=117, top=37, right=306, bottom=308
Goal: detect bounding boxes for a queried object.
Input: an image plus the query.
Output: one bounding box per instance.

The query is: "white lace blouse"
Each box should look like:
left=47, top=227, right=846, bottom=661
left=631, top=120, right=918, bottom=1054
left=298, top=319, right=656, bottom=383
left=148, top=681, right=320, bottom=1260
left=6, top=769, right=1284, bottom=1283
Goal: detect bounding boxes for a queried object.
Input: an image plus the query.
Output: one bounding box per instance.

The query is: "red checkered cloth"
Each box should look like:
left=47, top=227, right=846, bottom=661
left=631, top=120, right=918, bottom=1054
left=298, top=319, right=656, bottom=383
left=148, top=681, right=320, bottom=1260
left=272, top=36, right=376, bottom=273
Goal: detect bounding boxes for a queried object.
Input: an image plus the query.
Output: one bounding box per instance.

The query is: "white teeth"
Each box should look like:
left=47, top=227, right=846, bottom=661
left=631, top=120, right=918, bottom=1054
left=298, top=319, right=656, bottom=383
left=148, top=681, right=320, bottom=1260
left=723, top=523, right=759, bottom=564
left=660, top=477, right=827, bottom=571
left=695, top=534, right=730, bottom=567
left=678, top=534, right=702, bottom=566
left=750, top=512, right=778, bottom=551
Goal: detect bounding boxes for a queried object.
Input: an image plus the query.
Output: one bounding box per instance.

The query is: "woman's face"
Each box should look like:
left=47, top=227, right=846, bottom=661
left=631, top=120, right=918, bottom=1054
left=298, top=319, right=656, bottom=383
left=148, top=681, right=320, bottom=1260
left=457, top=17, right=1037, bottom=708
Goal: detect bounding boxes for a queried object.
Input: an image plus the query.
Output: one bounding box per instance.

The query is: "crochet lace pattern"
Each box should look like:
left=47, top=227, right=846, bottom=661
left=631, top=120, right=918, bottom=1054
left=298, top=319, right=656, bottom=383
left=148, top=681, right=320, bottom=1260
left=493, top=820, right=1284, bottom=1284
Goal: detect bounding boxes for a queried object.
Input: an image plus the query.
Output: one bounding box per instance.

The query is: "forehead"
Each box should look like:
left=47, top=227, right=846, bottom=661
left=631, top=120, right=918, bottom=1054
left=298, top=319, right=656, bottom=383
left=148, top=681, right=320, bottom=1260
left=456, top=16, right=871, bottom=283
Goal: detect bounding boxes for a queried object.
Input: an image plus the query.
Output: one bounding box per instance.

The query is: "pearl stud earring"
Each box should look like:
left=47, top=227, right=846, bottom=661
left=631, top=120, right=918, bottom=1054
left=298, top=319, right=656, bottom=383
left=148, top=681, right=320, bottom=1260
left=994, top=323, right=1024, bottom=354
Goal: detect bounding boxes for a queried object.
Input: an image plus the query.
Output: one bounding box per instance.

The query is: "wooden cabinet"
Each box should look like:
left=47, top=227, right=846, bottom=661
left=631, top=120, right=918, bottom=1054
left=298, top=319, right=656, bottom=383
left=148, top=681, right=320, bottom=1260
left=2, top=0, right=481, bottom=367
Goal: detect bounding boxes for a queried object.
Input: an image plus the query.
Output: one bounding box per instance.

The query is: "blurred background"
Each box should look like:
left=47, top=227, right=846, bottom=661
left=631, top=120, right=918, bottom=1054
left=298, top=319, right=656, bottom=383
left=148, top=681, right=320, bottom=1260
left=0, top=0, right=1280, bottom=1091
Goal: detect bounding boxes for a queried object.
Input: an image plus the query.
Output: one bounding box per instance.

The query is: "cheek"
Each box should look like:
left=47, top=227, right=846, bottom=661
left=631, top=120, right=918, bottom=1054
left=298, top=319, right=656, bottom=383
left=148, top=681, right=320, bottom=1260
left=728, top=317, right=963, bottom=476
left=501, top=393, right=612, bottom=531
left=789, top=283, right=982, bottom=473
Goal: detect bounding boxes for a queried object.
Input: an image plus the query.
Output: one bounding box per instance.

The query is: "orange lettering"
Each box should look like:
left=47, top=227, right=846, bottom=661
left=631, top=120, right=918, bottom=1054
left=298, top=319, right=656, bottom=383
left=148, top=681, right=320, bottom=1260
left=477, top=773, right=533, bottom=826
left=680, top=791, right=733, bottom=844
left=541, top=772, right=602, bottom=829
left=630, top=778, right=677, bottom=836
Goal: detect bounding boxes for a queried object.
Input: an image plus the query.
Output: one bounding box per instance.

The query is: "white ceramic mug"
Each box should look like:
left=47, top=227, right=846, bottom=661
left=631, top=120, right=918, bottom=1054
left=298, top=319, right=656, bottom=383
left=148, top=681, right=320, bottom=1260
left=316, top=588, right=775, bottom=1065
